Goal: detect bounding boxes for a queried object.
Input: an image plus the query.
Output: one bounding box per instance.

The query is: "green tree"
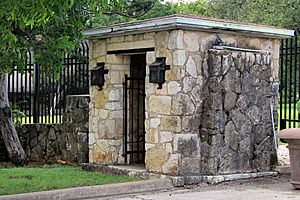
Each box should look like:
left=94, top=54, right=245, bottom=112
left=0, top=0, right=155, bottom=166
left=176, top=0, right=207, bottom=16
left=206, top=0, right=299, bottom=29
left=90, top=1, right=178, bottom=27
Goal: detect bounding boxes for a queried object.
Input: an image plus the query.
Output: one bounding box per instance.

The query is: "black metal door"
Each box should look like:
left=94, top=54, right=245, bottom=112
left=123, top=74, right=145, bottom=164
left=280, top=28, right=300, bottom=130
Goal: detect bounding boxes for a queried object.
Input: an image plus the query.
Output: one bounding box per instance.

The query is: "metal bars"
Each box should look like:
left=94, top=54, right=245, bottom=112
left=123, top=75, right=146, bottom=164
left=8, top=41, right=89, bottom=124
left=279, top=28, right=300, bottom=129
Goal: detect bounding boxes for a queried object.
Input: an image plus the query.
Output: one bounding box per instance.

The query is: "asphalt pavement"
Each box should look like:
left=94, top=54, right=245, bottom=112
left=109, top=174, right=300, bottom=200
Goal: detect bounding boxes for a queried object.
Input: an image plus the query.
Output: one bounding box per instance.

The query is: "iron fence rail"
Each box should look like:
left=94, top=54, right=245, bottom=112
left=8, top=41, right=89, bottom=124
left=280, top=28, right=300, bottom=129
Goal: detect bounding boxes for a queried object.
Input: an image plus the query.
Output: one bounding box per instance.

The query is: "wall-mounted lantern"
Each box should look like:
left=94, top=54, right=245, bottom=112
left=149, top=57, right=170, bottom=89
left=90, top=62, right=109, bottom=90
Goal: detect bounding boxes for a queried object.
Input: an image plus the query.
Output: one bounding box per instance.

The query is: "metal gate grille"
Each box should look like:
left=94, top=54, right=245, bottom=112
left=280, top=28, right=299, bottom=129
left=123, top=74, right=145, bottom=164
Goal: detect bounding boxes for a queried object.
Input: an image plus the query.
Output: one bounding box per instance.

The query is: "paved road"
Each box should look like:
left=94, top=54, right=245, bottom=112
left=106, top=174, right=300, bottom=200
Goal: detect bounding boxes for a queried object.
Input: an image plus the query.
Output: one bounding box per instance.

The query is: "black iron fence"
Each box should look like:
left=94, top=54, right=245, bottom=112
left=8, top=41, right=89, bottom=124
left=280, top=28, right=300, bottom=129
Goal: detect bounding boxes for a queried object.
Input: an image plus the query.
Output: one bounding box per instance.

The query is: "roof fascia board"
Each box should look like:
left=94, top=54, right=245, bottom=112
left=84, top=16, right=294, bottom=39
left=176, top=17, right=294, bottom=38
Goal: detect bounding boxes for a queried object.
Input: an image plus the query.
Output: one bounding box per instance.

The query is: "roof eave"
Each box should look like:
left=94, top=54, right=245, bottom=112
left=84, top=16, right=294, bottom=39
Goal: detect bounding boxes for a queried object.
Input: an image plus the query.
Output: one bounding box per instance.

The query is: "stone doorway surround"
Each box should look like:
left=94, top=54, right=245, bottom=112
left=85, top=14, right=294, bottom=176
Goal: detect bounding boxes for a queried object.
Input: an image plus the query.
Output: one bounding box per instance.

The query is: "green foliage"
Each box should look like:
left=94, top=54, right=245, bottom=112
left=205, top=0, right=300, bottom=29
left=90, top=0, right=178, bottom=27
left=0, top=0, right=156, bottom=75
left=297, top=99, right=300, bottom=114
left=138, top=1, right=178, bottom=20
left=0, top=165, right=139, bottom=195
left=10, top=103, right=26, bottom=126
left=176, top=0, right=207, bottom=16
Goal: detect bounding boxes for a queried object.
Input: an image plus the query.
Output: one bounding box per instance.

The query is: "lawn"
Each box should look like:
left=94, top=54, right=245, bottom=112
left=0, top=165, right=139, bottom=196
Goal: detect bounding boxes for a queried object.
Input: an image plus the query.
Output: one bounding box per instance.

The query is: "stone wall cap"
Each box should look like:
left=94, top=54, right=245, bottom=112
left=279, top=128, right=300, bottom=140
left=84, top=14, right=294, bottom=39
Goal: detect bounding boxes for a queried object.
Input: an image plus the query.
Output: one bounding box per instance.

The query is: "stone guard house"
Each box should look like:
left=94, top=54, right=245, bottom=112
left=85, top=15, right=293, bottom=176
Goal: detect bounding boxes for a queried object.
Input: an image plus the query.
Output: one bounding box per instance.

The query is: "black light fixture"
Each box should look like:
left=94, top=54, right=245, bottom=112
left=149, top=57, right=170, bottom=89
left=90, top=62, right=108, bottom=90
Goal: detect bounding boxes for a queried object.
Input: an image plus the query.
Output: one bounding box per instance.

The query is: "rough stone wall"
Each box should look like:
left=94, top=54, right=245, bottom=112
left=199, top=50, right=278, bottom=175
left=0, top=95, right=89, bottom=163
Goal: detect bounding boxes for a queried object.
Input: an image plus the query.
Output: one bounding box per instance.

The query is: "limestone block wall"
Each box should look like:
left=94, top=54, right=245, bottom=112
left=88, top=33, right=155, bottom=164
left=89, top=29, right=280, bottom=176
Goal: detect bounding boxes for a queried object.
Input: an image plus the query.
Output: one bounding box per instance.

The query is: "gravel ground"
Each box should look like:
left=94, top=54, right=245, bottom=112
left=277, top=144, right=290, bottom=166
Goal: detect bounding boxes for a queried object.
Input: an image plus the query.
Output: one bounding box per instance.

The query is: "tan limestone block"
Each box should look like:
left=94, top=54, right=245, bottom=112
left=184, top=31, right=200, bottom=52
left=144, top=32, right=155, bottom=40
left=89, top=149, right=94, bottom=163
left=124, top=35, right=134, bottom=42
left=92, top=39, right=107, bottom=57
left=89, top=133, right=96, bottom=145
left=155, top=83, right=168, bottom=95
left=146, top=51, right=156, bottom=65
left=168, top=81, right=181, bottom=95
left=107, top=40, right=155, bottom=51
left=150, top=118, right=161, bottom=128
left=173, top=50, right=186, bottom=66
left=272, top=39, right=280, bottom=60
left=106, top=54, right=123, bottom=64
left=160, top=131, right=173, bottom=143
left=155, top=31, right=170, bottom=49
left=94, top=90, right=108, bottom=109
left=249, top=38, right=261, bottom=50
left=162, top=153, right=180, bottom=175
left=145, top=145, right=169, bottom=173
left=168, top=30, right=184, bottom=50
left=164, top=143, right=173, bottom=154
left=261, top=39, right=273, bottom=52
left=89, top=59, right=97, bottom=70
left=93, top=140, right=112, bottom=164
left=166, top=67, right=181, bottom=81
left=146, top=128, right=159, bottom=144
left=98, top=109, right=109, bottom=119
left=108, top=36, right=124, bottom=44
left=149, top=96, right=171, bottom=115
left=271, top=59, right=279, bottom=81
left=161, top=116, right=182, bottom=133
left=134, top=34, right=145, bottom=41
left=96, top=56, right=106, bottom=63
left=186, top=55, right=198, bottom=78
left=110, top=71, right=121, bottom=84
left=110, top=64, right=129, bottom=71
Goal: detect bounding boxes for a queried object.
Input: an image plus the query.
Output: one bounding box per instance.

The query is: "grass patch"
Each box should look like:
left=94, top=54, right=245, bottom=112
left=0, top=165, right=139, bottom=196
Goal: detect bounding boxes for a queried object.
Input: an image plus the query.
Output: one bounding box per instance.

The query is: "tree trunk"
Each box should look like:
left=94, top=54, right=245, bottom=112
left=0, top=72, right=28, bottom=166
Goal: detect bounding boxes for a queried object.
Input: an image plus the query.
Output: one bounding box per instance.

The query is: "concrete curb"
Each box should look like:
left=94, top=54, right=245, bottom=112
left=172, top=171, right=279, bottom=186
left=0, top=178, right=174, bottom=200
left=275, top=165, right=291, bottom=174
